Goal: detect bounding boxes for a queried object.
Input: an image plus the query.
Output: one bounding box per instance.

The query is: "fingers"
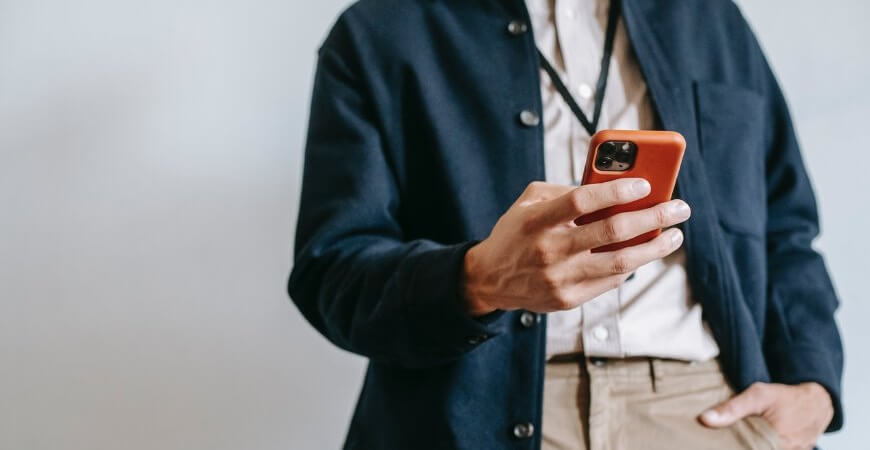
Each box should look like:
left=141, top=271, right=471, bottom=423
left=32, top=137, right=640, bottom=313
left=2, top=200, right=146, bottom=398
left=578, top=227, right=684, bottom=278
left=700, top=383, right=773, bottom=428
left=551, top=272, right=631, bottom=310
left=536, top=178, right=651, bottom=226
left=539, top=274, right=628, bottom=312
left=571, top=199, right=691, bottom=251
left=516, top=181, right=577, bottom=206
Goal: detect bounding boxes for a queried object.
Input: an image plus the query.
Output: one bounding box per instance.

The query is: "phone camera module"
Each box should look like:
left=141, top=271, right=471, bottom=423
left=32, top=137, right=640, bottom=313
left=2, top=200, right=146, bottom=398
left=595, top=140, right=636, bottom=171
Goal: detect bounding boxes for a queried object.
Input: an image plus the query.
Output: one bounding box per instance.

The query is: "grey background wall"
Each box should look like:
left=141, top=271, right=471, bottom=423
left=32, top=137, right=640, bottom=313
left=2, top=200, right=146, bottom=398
left=0, top=1, right=866, bottom=449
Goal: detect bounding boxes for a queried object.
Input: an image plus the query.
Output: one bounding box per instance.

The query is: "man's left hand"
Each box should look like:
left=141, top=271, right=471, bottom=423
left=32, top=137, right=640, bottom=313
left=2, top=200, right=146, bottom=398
left=699, top=381, right=833, bottom=450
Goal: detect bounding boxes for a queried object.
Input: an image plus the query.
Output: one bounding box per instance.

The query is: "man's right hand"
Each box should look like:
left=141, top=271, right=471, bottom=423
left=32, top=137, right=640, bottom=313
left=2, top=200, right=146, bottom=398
left=462, top=179, right=691, bottom=316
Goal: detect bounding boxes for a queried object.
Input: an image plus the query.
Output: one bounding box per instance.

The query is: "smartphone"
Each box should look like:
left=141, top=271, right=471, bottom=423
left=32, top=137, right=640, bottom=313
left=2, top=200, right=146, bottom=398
left=574, top=129, right=686, bottom=253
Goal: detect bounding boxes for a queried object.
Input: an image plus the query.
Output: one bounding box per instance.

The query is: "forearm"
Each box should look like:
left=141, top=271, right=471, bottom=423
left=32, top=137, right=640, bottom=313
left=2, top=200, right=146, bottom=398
left=764, top=220, right=842, bottom=430
left=289, top=237, right=505, bottom=368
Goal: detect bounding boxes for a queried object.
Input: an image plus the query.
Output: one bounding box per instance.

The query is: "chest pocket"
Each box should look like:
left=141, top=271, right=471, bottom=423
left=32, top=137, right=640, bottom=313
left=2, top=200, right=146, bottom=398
left=694, top=81, right=767, bottom=236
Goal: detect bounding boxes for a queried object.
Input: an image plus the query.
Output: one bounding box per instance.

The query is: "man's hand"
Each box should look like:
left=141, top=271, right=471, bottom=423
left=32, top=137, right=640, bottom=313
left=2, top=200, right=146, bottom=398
left=462, top=179, right=690, bottom=316
left=700, top=381, right=834, bottom=450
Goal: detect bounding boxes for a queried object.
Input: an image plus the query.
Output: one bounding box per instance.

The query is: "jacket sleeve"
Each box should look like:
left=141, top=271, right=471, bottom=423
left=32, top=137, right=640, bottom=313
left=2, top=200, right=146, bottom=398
left=287, top=37, right=505, bottom=369
left=747, top=22, right=845, bottom=431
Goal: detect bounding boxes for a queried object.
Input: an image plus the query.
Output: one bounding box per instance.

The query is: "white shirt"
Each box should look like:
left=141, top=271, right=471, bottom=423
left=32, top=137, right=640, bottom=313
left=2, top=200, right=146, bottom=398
left=527, top=0, right=720, bottom=361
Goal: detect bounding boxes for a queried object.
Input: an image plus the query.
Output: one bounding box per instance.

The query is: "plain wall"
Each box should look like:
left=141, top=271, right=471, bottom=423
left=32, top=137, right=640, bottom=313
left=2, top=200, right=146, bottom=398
left=0, top=1, right=866, bottom=449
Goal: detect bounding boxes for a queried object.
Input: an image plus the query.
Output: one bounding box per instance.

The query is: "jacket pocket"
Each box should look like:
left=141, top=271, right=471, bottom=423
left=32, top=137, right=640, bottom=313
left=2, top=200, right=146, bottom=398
left=694, top=81, right=767, bottom=236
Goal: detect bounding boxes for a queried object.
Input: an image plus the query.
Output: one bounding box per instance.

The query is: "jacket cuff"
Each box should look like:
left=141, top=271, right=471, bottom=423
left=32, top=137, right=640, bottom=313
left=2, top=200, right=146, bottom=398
left=405, top=240, right=507, bottom=359
left=767, top=344, right=843, bottom=432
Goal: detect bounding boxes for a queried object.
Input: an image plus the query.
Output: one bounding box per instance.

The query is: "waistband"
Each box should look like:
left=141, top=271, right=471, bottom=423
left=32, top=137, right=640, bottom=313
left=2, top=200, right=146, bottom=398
left=546, top=354, right=724, bottom=380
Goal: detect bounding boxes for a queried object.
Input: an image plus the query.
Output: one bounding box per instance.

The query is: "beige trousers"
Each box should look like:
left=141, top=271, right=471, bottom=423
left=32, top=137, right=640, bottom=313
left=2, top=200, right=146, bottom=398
left=542, top=356, right=781, bottom=450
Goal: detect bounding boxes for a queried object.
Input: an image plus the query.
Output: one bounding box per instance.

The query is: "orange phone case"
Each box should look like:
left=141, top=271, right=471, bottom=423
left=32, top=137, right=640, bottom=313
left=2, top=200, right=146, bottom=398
left=575, top=130, right=686, bottom=253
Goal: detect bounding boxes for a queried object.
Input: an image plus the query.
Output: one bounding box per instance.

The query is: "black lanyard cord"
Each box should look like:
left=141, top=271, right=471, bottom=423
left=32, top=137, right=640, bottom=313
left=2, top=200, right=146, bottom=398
left=537, top=0, right=621, bottom=137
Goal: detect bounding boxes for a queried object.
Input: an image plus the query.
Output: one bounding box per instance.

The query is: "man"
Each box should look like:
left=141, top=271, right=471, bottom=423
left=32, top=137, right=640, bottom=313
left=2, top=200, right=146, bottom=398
left=288, top=0, right=843, bottom=448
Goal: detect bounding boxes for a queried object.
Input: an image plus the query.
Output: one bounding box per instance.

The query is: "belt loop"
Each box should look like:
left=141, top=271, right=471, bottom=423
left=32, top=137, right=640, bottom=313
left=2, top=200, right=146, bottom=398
left=648, top=358, right=657, bottom=393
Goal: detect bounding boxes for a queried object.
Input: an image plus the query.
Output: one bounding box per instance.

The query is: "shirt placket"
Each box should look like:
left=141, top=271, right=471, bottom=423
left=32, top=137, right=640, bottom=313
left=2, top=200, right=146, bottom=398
left=555, top=0, right=624, bottom=357
left=554, top=0, right=588, bottom=185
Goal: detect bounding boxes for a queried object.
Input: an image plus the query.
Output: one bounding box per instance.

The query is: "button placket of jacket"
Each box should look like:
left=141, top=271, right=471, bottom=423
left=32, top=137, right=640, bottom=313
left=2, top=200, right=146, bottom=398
left=519, top=311, right=539, bottom=328
left=512, top=422, right=535, bottom=439
left=507, top=19, right=528, bottom=36
left=519, top=109, right=540, bottom=127
left=506, top=13, right=540, bottom=136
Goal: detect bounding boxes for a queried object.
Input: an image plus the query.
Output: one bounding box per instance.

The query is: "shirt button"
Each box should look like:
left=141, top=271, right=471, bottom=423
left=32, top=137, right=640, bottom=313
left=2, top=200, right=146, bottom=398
left=577, top=83, right=593, bottom=100
left=513, top=422, right=535, bottom=439
left=519, top=311, right=538, bottom=328
left=519, top=110, right=540, bottom=127
left=592, top=325, right=609, bottom=341
left=564, top=8, right=575, bottom=19
left=507, top=20, right=528, bottom=35
left=467, top=333, right=489, bottom=345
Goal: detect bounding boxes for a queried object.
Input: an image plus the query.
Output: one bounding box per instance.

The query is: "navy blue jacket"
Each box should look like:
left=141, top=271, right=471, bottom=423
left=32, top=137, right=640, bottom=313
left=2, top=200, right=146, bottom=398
left=288, top=0, right=844, bottom=448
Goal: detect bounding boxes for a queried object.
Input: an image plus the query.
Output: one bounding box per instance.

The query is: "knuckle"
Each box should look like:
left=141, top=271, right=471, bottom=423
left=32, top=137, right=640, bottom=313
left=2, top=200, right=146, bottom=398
left=532, top=241, right=556, bottom=265
left=540, top=268, right=561, bottom=290
left=521, top=181, right=544, bottom=200
left=551, top=289, right=574, bottom=310
left=602, top=217, right=626, bottom=242
left=610, top=254, right=632, bottom=274
left=748, top=382, right=773, bottom=402
left=720, top=403, right=738, bottom=417
left=748, top=382, right=767, bottom=394
left=525, top=181, right=544, bottom=193
left=569, top=188, right=592, bottom=215
left=658, top=232, right=676, bottom=254
left=611, top=181, right=630, bottom=201
left=654, top=205, right=670, bottom=227
left=519, top=214, right=539, bottom=234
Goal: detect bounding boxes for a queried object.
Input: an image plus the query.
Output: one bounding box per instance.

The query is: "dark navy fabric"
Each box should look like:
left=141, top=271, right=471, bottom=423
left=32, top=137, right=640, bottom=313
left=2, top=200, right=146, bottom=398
left=287, top=0, right=844, bottom=448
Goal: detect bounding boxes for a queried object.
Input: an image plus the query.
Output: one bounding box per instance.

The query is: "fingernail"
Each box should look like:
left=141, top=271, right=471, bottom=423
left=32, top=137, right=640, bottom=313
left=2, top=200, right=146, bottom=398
left=668, top=200, right=691, bottom=220
left=701, top=410, right=721, bottom=423
left=670, top=229, right=684, bottom=247
left=631, top=179, right=650, bottom=196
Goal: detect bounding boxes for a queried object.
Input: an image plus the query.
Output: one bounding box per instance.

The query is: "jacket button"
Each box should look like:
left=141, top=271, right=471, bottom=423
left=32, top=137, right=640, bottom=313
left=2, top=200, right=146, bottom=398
left=507, top=20, right=528, bottom=35
left=519, top=110, right=540, bottom=127
left=519, top=311, right=538, bottom=328
left=513, top=422, right=535, bottom=439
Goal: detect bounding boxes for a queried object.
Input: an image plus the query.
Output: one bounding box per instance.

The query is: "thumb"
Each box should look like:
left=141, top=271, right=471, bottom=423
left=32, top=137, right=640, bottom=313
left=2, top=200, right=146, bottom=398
left=700, top=382, right=771, bottom=428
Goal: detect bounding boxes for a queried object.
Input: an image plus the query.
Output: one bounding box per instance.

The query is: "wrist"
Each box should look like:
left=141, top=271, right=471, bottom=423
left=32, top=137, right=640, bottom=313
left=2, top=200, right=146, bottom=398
left=801, top=382, right=833, bottom=407
left=461, top=243, right=497, bottom=317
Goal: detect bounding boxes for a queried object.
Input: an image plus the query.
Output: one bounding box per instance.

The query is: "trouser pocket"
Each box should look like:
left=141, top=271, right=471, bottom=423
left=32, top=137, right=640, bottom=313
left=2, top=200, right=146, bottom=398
left=742, top=415, right=781, bottom=450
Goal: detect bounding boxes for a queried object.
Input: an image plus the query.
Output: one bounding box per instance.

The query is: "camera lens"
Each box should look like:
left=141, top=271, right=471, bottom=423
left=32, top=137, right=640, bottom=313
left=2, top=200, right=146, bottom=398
left=597, top=157, right=613, bottom=169
left=615, top=147, right=631, bottom=163
left=600, top=142, right=617, bottom=156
